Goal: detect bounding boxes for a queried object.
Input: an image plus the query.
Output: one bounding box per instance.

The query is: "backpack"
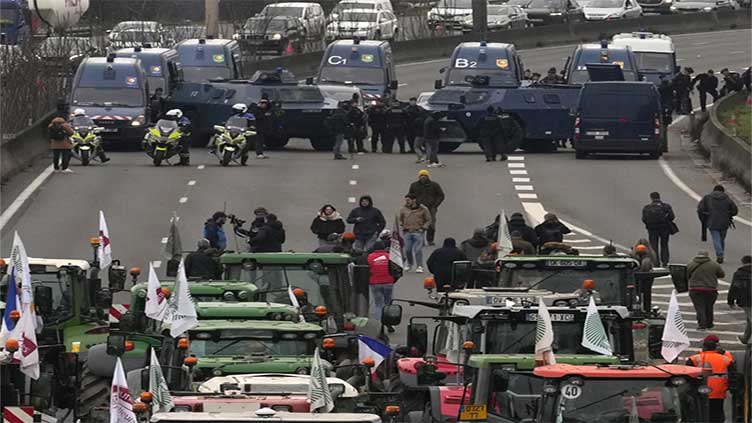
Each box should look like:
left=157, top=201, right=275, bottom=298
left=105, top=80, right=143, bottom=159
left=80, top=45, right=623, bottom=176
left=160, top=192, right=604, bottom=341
left=49, top=123, right=67, bottom=141
left=644, top=203, right=667, bottom=226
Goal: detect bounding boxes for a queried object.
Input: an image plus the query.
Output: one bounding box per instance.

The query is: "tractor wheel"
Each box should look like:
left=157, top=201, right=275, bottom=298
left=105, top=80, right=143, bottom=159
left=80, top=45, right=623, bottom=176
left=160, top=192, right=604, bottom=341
left=77, top=362, right=110, bottom=421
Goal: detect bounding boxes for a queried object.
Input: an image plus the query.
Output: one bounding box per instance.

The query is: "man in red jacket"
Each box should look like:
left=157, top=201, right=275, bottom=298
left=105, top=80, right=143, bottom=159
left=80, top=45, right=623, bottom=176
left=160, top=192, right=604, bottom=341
left=367, top=241, right=395, bottom=323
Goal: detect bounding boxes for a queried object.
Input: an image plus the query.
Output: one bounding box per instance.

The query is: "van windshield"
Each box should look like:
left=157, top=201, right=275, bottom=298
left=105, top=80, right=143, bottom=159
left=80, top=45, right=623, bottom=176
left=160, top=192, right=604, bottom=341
left=262, top=6, right=304, bottom=17
left=72, top=87, right=144, bottom=107
left=438, top=0, right=473, bottom=7
left=633, top=52, right=674, bottom=73
left=319, top=66, right=384, bottom=85
left=581, top=88, right=656, bottom=120
left=182, top=66, right=232, bottom=81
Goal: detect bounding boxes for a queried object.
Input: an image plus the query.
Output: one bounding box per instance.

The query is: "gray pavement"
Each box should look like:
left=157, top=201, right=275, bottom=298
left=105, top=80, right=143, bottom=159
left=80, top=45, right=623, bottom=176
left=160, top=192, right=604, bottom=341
left=1, top=29, right=750, bottom=354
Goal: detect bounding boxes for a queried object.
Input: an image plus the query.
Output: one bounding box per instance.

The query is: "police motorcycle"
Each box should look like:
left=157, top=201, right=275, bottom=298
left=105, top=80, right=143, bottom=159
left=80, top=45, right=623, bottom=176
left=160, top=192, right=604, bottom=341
left=70, top=109, right=107, bottom=166
left=209, top=104, right=256, bottom=166
left=142, top=109, right=187, bottom=166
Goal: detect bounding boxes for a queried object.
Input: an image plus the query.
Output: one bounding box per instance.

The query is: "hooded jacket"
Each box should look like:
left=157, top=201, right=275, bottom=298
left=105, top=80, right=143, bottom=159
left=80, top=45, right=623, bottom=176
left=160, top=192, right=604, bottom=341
left=346, top=195, right=386, bottom=240
left=409, top=178, right=445, bottom=209
left=728, top=264, right=751, bottom=307
left=461, top=231, right=490, bottom=263
left=427, top=238, right=468, bottom=287
left=251, top=220, right=285, bottom=253
left=508, top=213, right=539, bottom=247
left=203, top=219, right=227, bottom=251
left=310, top=208, right=346, bottom=241
left=698, top=190, right=738, bottom=231
left=688, top=255, right=725, bottom=290
left=535, top=220, right=571, bottom=245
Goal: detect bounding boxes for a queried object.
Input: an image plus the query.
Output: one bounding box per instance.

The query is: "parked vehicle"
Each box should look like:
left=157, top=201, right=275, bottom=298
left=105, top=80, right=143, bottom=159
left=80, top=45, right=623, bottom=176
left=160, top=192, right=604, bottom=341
left=611, top=32, right=677, bottom=84
left=258, top=2, right=326, bottom=39
left=461, top=4, right=529, bottom=31
left=236, top=16, right=305, bottom=55
left=106, top=21, right=172, bottom=51
left=670, top=0, right=738, bottom=12
left=330, top=0, right=395, bottom=22
left=210, top=116, right=255, bottom=166
left=175, top=38, right=244, bottom=82
left=325, top=9, right=399, bottom=41
left=583, top=0, right=642, bottom=19
left=427, top=0, right=474, bottom=30
left=512, top=0, right=584, bottom=25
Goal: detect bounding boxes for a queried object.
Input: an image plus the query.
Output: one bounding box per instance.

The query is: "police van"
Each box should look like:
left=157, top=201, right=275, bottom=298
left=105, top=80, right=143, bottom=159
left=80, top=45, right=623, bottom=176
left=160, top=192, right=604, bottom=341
left=316, top=38, right=397, bottom=101
left=115, top=46, right=182, bottom=95
left=611, top=32, right=678, bottom=85
left=69, top=55, right=150, bottom=146
left=565, top=41, right=640, bottom=84
left=437, top=41, right=523, bottom=89
left=175, top=38, right=244, bottom=82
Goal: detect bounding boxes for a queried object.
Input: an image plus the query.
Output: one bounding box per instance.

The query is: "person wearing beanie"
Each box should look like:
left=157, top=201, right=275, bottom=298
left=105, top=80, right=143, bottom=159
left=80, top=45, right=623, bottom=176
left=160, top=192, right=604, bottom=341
left=534, top=213, right=571, bottom=247
left=184, top=238, right=221, bottom=279
left=367, top=241, right=396, bottom=324
left=511, top=230, right=536, bottom=256
left=427, top=238, right=467, bottom=291
left=408, top=170, right=445, bottom=245
left=728, top=255, right=752, bottom=344
left=697, top=184, right=738, bottom=263
left=460, top=228, right=490, bottom=263
left=310, top=204, right=346, bottom=247
left=687, top=334, right=735, bottom=423
left=687, top=250, right=725, bottom=330
left=507, top=212, right=539, bottom=248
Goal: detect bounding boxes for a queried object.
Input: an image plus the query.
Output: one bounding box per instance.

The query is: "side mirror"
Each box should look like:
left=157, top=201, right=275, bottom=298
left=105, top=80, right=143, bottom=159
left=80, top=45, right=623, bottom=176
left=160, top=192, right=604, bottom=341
left=108, top=260, right=126, bottom=291
left=451, top=260, right=472, bottom=288
left=106, top=334, right=126, bottom=357
left=492, top=368, right=511, bottom=392
left=381, top=304, right=402, bottom=327
left=668, top=264, right=688, bottom=293
left=34, top=285, right=54, bottom=316
left=244, top=130, right=256, bottom=137
left=305, top=76, right=314, bottom=85
left=407, top=322, right=428, bottom=356
left=390, top=80, right=399, bottom=90
left=434, top=79, right=443, bottom=89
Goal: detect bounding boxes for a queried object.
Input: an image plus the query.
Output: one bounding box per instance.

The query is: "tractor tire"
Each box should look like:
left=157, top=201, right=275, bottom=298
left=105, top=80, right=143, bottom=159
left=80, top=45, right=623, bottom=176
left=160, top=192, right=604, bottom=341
left=77, top=362, right=110, bottom=421
left=153, top=150, right=164, bottom=166
left=438, top=142, right=461, bottom=153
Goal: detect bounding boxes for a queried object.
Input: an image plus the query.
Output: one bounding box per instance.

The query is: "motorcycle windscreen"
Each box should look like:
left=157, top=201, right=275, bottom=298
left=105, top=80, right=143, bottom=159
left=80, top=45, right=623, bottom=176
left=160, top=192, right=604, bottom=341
left=585, top=63, right=625, bottom=82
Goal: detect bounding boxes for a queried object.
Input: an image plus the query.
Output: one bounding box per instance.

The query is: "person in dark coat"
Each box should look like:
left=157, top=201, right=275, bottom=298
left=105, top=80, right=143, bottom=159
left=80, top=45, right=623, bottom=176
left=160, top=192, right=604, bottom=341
left=347, top=100, right=367, bottom=154
left=728, top=255, right=751, bottom=344
left=687, top=251, right=725, bottom=329
left=460, top=228, right=490, bottom=263
left=327, top=102, right=349, bottom=160
left=719, top=68, right=743, bottom=97
left=535, top=213, right=571, bottom=247
left=478, top=106, right=507, bottom=162
left=404, top=97, right=423, bottom=154
left=508, top=212, right=539, bottom=248
left=250, top=213, right=285, bottom=252
left=346, top=195, right=386, bottom=252
left=408, top=169, right=445, bottom=245
left=253, top=99, right=274, bottom=159
left=184, top=239, right=220, bottom=279
left=641, top=192, right=676, bottom=267
left=310, top=204, right=346, bottom=247
left=672, top=67, right=693, bottom=114
left=367, top=101, right=387, bottom=153
left=385, top=99, right=409, bottom=154
left=427, top=238, right=467, bottom=290
left=511, top=231, right=536, bottom=255
left=422, top=111, right=443, bottom=167
left=203, top=211, right=228, bottom=251
left=691, top=69, right=720, bottom=112
left=697, top=185, right=738, bottom=263
left=658, top=75, right=674, bottom=124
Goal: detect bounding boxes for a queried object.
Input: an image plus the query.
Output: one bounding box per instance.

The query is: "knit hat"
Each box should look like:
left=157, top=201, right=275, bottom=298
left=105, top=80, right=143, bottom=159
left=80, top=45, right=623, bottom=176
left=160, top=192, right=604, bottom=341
left=418, top=169, right=430, bottom=177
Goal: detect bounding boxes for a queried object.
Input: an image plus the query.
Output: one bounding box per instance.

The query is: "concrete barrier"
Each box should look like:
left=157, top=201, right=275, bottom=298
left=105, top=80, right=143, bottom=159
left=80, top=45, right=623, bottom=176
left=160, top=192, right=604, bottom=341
left=246, top=9, right=751, bottom=77
left=699, top=91, right=752, bottom=192
left=1, top=111, right=56, bottom=183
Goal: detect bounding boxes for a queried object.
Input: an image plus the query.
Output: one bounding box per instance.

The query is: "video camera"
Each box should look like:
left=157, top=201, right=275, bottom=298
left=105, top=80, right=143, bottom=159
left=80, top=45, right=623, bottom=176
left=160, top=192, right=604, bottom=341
left=227, top=214, right=246, bottom=226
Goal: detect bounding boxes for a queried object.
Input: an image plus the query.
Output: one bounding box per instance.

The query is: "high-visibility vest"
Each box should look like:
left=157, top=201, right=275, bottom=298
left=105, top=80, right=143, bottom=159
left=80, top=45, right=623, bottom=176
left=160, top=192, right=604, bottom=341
left=689, top=350, right=733, bottom=399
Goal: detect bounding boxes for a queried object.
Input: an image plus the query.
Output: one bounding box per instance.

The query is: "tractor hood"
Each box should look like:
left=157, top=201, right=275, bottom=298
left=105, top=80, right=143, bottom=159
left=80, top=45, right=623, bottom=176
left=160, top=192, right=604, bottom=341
left=193, top=355, right=325, bottom=379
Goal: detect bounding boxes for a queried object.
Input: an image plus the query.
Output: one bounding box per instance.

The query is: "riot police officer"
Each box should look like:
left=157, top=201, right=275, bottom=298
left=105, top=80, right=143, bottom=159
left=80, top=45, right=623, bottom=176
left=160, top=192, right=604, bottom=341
left=165, top=109, right=192, bottom=165
left=347, top=99, right=367, bottom=154
left=231, top=103, right=256, bottom=165
left=385, top=98, right=409, bottom=154
left=405, top=97, right=423, bottom=154
left=367, top=100, right=387, bottom=153
left=253, top=99, right=274, bottom=159
left=478, top=106, right=507, bottom=162
left=658, top=76, right=673, bottom=125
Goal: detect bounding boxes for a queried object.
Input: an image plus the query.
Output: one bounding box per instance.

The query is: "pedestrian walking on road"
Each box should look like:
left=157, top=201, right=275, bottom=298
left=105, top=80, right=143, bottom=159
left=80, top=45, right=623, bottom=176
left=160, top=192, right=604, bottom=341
left=697, top=184, right=738, bottom=263
left=460, top=228, right=490, bottom=263
left=641, top=192, right=677, bottom=267
left=423, top=111, right=444, bottom=167
left=405, top=97, right=423, bottom=154
left=686, top=335, right=735, bottom=423
left=252, top=99, right=273, bottom=159
left=48, top=116, right=75, bottom=173
left=687, top=251, right=725, bottom=330
left=310, top=204, right=346, bottom=247
left=427, top=238, right=467, bottom=291
left=367, top=241, right=396, bottom=322
left=409, top=170, right=445, bottom=246
left=692, top=69, right=720, bottom=112
left=347, top=99, right=367, bottom=154
left=478, top=106, right=507, bottom=162
left=203, top=211, right=228, bottom=251
left=385, top=98, right=409, bottom=154
left=398, top=193, right=432, bottom=273
left=534, top=213, right=571, bottom=247
left=184, top=239, right=221, bottom=279
left=347, top=195, right=386, bottom=252
left=728, top=255, right=751, bottom=344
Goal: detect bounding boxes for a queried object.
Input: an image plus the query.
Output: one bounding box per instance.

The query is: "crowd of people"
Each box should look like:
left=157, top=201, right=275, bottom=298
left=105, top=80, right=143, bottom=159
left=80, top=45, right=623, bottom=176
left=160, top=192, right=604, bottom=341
left=659, top=66, right=751, bottom=118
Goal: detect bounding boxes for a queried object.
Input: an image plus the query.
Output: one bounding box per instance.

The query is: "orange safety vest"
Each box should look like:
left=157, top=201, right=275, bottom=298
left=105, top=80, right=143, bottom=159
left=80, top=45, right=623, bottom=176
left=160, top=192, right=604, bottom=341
left=689, top=350, right=734, bottom=399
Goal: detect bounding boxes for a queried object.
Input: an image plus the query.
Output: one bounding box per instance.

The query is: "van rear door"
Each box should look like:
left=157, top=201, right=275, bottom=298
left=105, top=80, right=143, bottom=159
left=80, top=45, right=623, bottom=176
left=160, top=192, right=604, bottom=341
left=585, top=63, right=624, bottom=81
left=579, top=84, right=657, bottom=141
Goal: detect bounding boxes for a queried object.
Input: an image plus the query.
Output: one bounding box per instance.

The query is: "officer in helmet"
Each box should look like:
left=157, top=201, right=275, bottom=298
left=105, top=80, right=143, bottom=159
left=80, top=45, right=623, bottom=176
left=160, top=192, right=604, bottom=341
left=164, top=109, right=192, bottom=165
left=70, top=108, right=110, bottom=163
left=220, top=103, right=256, bottom=165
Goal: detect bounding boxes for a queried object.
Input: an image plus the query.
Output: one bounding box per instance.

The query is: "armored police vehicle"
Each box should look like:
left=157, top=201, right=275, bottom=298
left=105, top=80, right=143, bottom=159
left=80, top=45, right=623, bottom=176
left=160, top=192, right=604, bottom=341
left=317, top=38, right=398, bottom=101
left=611, top=32, right=678, bottom=84
left=175, top=38, right=244, bottom=82
left=69, top=55, right=150, bottom=146
left=115, top=46, right=182, bottom=95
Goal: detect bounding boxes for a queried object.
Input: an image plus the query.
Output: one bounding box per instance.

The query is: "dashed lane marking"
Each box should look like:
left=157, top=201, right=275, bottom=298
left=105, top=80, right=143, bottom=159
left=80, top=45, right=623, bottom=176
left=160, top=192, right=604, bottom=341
left=514, top=185, right=534, bottom=191
left=349, top=180, right=357, bottom=185
left=197, top=165, right=205, bottom=170
left=509, top=170, right=528, bottom=175
left=576, top=245, right=605, bottom=250
left=730, top=51, right=745, bottom=54
left=512, top=177, right=530, bottom=183
left=179, top=197, right=188, bottom=203
left=352, top=164, right=360, bottom=170
left=653, top=279, right=730, bottom=287
left=508, top=156, right=525, bottom=161
left=518, top=193, right=538, bottom=199
left=153, top=260, right=162, bottom=268
left=652, top=290, right=729, bottom=297
left=188, top=180, right=196, bottom=186
left=564, top=239, right=594, bottom=243
left=0, top=165, right=55, bottom=231
left=507, top=163, right=525, bottom=168
left=161, top=237, right=169, bottom=244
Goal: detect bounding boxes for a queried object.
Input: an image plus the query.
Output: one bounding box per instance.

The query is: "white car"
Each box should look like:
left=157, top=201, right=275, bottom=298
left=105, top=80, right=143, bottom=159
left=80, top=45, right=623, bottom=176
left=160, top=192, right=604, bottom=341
left=427, top=0, right=473, bottom=30
left=107, top=21, right=172, bottom=51
left=258, top=2, right=326, bottom=39
left=330, top=0, right=394, bottom=22
left=326, top=9, right=399, bottom=40
left=583, top=0, right=642, bottom=19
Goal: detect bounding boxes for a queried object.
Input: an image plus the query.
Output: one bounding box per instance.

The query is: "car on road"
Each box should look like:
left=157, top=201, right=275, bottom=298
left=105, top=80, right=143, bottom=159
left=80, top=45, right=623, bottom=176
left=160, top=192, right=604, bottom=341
left=583, top=0, right=642, bottom=19
left=258, top=2, right=326, bottom=40
left=460, top=4, right=529, bottom=31
left=175, top=38, right=244, bottom=82
left=670, top=0, right=738, bottom=12
left=511, top=0, right=585, bottom=25
left=236, top=16, right=305, bottom=55
left=427, top=0, right=474, bottom=30
left=329, top=0, right=395, bottom=22
left=106, top=21, right=172, bottom=51
left=36, top=36, right=98, bottom=72
left=611, top=32, right=678, bottom=84
left=325, top=9, right=399, bottom=41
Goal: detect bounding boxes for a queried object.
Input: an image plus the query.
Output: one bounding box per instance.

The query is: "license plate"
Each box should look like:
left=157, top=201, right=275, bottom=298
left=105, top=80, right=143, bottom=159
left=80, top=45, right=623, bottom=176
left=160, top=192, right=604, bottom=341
left=526, top=313, right=575, bottom=322
left=459, top=404, right=487, bottom=420
left=586, top=131, right=609, bottom=136
left=545, top=260, right=587, bottom=267
left=100, top=128, right=118, bottom=133
left=595, top=135, right=604, bottom=140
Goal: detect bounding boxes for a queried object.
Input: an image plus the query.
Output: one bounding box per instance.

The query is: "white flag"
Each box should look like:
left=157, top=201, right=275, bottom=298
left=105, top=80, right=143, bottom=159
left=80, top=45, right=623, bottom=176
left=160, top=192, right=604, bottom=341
left=165, top=258, right=198, bottom=337
left=534, top=298, right=556, bottom=365
left=145, top=263, right=168, bottom=321
left=10, top=303, right=40, bottom=379
left=10, top=232, right=32, bottom=307
left=497, top=210, right=513, bottom=259
left=307, top=347, right=334, bottom=413
left=389, top=215, right=404, bottom=269
left=581, top=296, right=613, bottom=356
left=661, top=290, right=690, bottom=363
left=149, top=349, right=174, bottom=413
left=110, top=357, right=138, bottom=423
left=99, top=211, right=113, bottom=269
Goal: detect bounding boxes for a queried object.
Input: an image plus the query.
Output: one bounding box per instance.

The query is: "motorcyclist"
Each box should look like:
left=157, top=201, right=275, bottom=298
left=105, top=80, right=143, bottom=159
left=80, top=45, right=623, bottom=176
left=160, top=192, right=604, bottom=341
left=164, top=109, right=192, bottom=165
left=70, top=108, right=110, bottom=163
left=211, top=103, right=255, bottom=165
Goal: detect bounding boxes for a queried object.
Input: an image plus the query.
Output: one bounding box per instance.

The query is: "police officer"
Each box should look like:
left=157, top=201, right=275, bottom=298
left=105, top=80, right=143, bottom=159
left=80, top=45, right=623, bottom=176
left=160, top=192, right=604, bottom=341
left=253, top=99, right=273, bottom=159
left=367, top=100, right=387, bottom=153
left=149, top=87, right=164, bottom=122
left=719, top=68, right=743, bottom=97
left=672, top=67, right=693, bottom=114
left=165, top=109, right=192, bottom=165
left=385, top=98, right=409, bottom=154
left=478, top=106, right=507, bottom=162
left=692, top=69, right=720, bottom=112
left=71, top=108, right=110, bottom=163
left=327, top=101, right=349, bottom=160
left=230, top=103, right=255, bottom=165
left=347, top=99, right=367, bottom=154
left=540, top=67, right=563, bottom=84
left=405, top=97, right=423, bottom=154
left=686, top=335, right=736, bottom=423
left=658, top=75, right=674, bottom=125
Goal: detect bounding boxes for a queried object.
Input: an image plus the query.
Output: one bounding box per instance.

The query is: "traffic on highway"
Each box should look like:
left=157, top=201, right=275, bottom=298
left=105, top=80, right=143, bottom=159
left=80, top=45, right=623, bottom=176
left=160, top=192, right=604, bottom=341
left=1, top=2, right=751, bottom=423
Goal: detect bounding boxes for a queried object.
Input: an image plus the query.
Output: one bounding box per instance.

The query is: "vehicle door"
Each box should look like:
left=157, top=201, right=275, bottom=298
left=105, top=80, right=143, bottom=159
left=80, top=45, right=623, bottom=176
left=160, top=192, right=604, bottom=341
left=565, top=0, right=582, bottom=21
left=624, top=0, right=641, bottom=17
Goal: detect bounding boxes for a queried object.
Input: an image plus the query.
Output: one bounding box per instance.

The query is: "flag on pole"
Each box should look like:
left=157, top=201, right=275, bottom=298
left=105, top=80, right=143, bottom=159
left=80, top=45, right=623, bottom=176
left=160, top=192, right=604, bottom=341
left=98, top=211, right=113, bottom=269
left=10, top=232, right=32, bottom=308
left=497, top=210, right=513, bottom=259
left=358, top=335, right=392, bottom=374
left=145, top=263, right=168, bottom=322
left=0, top=269, right=19, bottom=345
left=161, top=217, right=183, bottom=261
left=389, top=215, right=404, bottom=269
left=10, top=303, right=40, bottom=379
left=534, top=298, right=556, bottom=365
left=661, top=290, right=690, bottom=363
left=164, top=258, right=198, bottom=337
left=110, top=357, right=138, bottom=423
left=581, top=296, right=613, bottom=356
left=149, top=349, right=174, bottom=413
left=307, top=347, right=334, bottom=413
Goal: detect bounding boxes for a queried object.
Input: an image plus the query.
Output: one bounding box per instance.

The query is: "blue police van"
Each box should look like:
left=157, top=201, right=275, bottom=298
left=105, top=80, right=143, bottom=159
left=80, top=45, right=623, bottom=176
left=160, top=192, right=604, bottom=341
left=175, top=38, right=244, bottom=82
left=316, top=38, right=397, bottom=101
left=115, top=46, right=182, bottom=95
left=437, top=41, right=523, bottom=89
left=69, top=55, right=150, bottom=147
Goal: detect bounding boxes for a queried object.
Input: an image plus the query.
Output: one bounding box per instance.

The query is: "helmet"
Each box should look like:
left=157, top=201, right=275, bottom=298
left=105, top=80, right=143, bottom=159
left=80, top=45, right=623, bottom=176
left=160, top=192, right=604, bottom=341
left=232, top=103, right=248, bottom=113
left=166, top=109, right=183, bottom=119
left=73, top=108, right=86, bottom=116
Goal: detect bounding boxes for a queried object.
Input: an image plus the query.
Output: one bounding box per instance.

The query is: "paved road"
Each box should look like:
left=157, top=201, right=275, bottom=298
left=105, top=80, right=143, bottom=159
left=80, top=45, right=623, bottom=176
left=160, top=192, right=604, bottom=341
left=2, top=29, right=750, bottom=356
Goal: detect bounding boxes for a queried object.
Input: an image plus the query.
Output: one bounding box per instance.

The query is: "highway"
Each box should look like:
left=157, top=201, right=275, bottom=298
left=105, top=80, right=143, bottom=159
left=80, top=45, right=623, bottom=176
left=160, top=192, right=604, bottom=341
left=1, top=28, right=750, bottom=355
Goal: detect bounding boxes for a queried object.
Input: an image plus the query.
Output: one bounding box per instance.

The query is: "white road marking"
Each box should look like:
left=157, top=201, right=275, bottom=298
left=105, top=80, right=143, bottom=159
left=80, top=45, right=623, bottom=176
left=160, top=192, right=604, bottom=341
left=507, top=163, right=525, bottom=168
left=509, top=170, right=528, bottom=175
left=153, top=260, right=162, bottom=268
left=179, top=197, right=188, bottom=203
left=514, top=185, right=534, bottom=191
left=653, top=279, right=730, bottom=287
left=349, top=180, right=357, bottom=185
left=518, top=193, right=538, bottom=199
left=508, top=156, right=525, bottom=161
left=161, top=237, right=169, bottom=244
left=512, top=177, right=531, bottom=183
left=558, top=218, right=630, bottom=251
left=352, top=164, right=360, bottom=170
left=652, top=290, right=729, bottom=297
left=693, top=42, right=709, bottom=45
left=658, top=158, right=751, bottom=227
left=730, top=51, right=745, bottom=54
left=686, top=321, right=739, bottom=326
left=187, top=180, right=196, bottom=186
left=197, top=165, right=205, bottom=170
left=348, top=197, right=357, bottom=203
left=0, top=165, right=55, bottom=231
left=398, top=83, right=409, bottom=87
